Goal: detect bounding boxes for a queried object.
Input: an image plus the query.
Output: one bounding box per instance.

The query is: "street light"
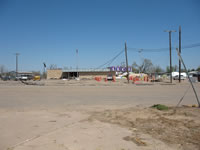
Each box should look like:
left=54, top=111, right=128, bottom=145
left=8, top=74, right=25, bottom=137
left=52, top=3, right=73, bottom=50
left=15, top=53, right=20, bottom=79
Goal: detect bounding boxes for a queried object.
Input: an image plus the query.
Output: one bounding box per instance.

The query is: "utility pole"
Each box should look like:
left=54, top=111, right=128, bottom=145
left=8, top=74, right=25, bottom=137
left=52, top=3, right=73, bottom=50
left=76, top=49, right=79, bottom=77
left=138, top=49, right=143, bottom=74
left=15, top=53, right=20, bottom=78
left=179, top=26, right=181, bottom=83
left=125, top=42, right=129, bottom=83
left=164, top=30, right=176, bottom=83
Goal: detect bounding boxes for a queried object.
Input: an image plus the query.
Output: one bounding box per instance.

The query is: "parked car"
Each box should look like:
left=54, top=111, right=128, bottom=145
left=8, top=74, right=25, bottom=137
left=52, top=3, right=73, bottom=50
left=15, top=76, right=28, bottom=81
left=173, top=75, right=185, bottom=80
left=107, top=74, right=114, bottom=81
left=33, top=76, right=40, bottom=81
left=21, top=76, right=28, bottom=80
left=0, top=75, right=10, bottom=81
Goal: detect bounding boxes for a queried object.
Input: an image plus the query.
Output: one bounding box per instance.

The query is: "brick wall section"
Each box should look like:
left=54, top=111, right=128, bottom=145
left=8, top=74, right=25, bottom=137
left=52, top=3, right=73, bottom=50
left=47, top=69, right=62, bottom=79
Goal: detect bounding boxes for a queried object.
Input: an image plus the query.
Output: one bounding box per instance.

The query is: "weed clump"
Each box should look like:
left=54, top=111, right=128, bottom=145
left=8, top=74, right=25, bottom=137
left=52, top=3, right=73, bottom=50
left=152, top=104, right=169, bottom=111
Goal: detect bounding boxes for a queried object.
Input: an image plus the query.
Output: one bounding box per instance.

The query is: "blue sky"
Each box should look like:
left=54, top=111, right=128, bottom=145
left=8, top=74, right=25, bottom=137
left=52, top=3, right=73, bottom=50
left=0, top=0, right=200, bottom=72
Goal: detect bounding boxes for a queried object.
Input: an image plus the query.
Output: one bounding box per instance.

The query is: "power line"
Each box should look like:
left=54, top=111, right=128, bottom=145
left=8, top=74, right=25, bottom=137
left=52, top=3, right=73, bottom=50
left=96, top=42, right=200, bottom=69
left=127, top=42, right=200, bottom=52
left=182, top=43, right=200, bottom=49
left=128, top=47, right=169, bottom=52
left=96, top=49, right=124, bottom=69
left=107, top=50, right=124, bottom=66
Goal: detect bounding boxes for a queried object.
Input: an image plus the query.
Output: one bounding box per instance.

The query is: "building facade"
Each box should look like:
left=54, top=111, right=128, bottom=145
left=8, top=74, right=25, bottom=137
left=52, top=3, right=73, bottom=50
left=47, top=69, right=115, bottom=80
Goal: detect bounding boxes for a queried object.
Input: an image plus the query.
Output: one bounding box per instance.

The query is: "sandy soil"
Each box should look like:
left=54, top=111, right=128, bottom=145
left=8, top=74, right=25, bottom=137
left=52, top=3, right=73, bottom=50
left=0, top=80, right=200, bottom=150
left=89, top=107, right=200, bottom=150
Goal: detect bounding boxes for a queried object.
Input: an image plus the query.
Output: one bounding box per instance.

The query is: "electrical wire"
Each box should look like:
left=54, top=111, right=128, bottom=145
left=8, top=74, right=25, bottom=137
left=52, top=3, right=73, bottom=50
left=127, top=42, right=200, bottom=53
left=96, top=49, right=124, bottom=69
left=182, top=43, right=200, bottom=49
left=128, top=47, right=170, bottom=52
left=96, top=42, right=200, bottom=69
left=107, top=50, right=124, bottom=66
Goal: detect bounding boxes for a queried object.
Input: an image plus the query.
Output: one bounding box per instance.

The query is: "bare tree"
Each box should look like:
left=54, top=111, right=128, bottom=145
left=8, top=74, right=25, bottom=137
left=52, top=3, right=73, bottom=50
left=63, top=66, right=69, bottom=70
left=49, top=64, right=57, bottom=70
left=166, top=65, right=178, bottom=73
left=152, top=65, right=164, bottom=73
left=132, top=62, right=139, bottom=73
left=132, top=59, right=162, bottom=73
left=197, top=66, right=200, bottom=72
left=138, top=59, right=153, bottom=73
left=0, top=65, right=6, bottom=74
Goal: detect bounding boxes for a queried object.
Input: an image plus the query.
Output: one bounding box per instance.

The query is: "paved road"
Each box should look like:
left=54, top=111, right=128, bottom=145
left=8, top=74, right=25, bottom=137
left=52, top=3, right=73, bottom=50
left=0, top=81, right=200, bottom=150
left=0, top=82, right=199, bottom=110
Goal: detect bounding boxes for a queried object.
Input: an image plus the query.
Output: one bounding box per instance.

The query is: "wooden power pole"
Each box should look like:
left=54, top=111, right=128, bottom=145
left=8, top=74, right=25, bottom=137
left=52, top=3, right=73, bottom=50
left=164, top=30, right=176, bottom=83
left=125, top=42, right=129, bottom=83
left=179, top=26, right=181, bottom=83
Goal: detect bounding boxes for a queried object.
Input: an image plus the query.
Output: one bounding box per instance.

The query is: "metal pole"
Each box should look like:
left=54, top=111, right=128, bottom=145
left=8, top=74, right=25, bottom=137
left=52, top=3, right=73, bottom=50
left=125, top=42, right=129, bottom=83
left=179, top=26, right=181, bottom=83
left=15, top=53, right=19, bottom=78
left=176, top=48, right=200, bottom=107
left=76, top=49, right=78, bottom=70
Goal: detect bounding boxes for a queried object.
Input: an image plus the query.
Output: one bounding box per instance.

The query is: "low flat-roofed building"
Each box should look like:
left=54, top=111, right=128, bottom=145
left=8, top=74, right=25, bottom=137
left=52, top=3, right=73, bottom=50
left=47, top=69, right=115, bottom=80
left=47, top=69, right=62, bottom=79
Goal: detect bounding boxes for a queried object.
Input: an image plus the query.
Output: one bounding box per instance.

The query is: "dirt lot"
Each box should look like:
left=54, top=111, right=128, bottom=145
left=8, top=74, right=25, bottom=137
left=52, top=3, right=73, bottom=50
left=89, top=107, right=200, bottom=150
left=0, top=80, right=200, bottom=150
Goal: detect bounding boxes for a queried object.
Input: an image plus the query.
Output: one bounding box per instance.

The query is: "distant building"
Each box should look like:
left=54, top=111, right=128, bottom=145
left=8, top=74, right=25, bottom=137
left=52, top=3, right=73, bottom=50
left=47, top=69, right=116, bottom=80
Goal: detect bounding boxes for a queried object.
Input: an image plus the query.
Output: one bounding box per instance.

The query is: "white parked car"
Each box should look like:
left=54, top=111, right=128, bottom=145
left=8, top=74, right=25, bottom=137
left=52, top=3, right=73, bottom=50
left=21, top=76, right=28, bottom=80
left=173, top=75, right=186, bottom=80
left=15, top=76, right=28, bottom=81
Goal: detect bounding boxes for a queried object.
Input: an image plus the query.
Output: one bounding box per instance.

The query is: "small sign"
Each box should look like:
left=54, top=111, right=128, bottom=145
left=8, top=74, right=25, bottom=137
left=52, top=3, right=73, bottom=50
left=109, top=66, right=132, bottom=72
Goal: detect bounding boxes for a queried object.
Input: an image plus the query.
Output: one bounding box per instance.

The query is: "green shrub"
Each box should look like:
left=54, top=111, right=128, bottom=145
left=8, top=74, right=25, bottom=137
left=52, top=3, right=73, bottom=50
left=152, top=104, right=169, bottom=111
